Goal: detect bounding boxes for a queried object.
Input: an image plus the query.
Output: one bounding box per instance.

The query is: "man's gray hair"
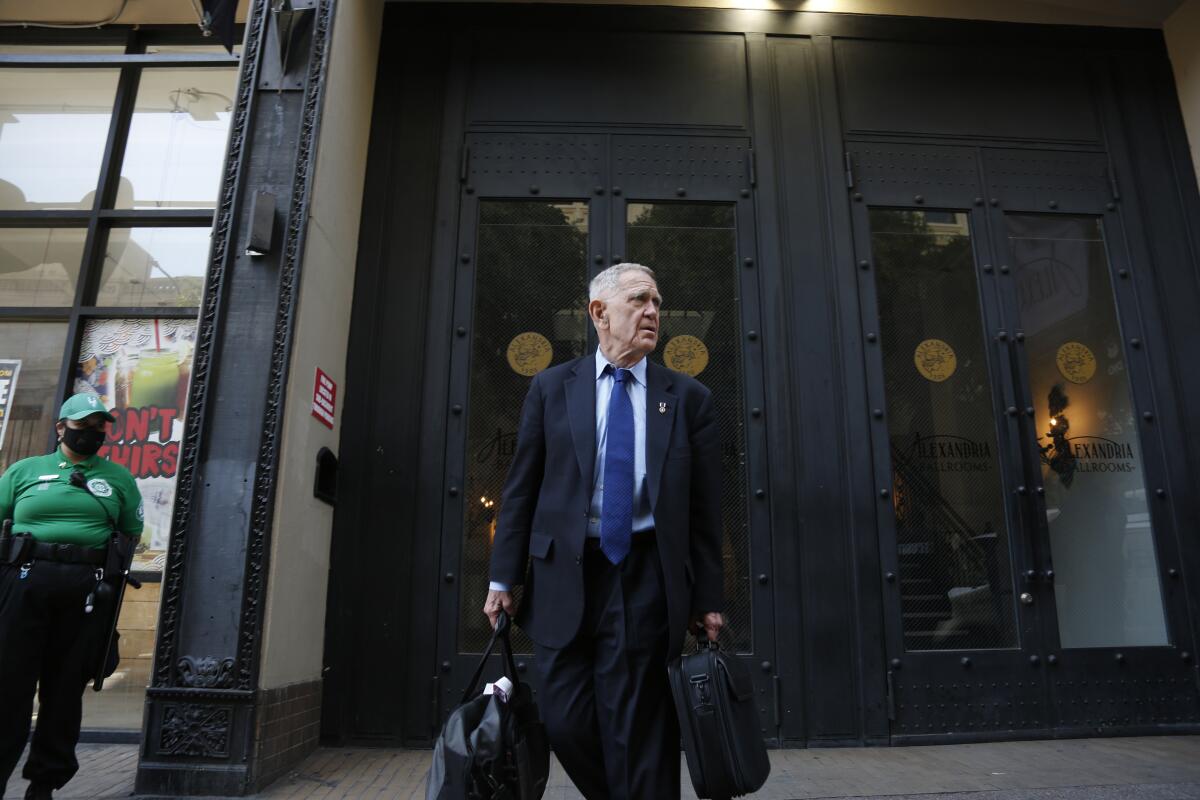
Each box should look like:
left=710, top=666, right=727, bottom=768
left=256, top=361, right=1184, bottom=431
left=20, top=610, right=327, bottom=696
left=588, top=262, right=657, bottom=302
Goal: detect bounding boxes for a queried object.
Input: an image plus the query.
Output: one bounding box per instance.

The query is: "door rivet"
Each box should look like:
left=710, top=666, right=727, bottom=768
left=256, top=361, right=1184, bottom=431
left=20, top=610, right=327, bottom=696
left=1036, top=487, right=1045, bottom=496
left=761, top=661, right=773, bottom=672
left=866, top=332, right=877, bottom=343
left=961, top=657, right=972, bottom=668
left=999, top=264, right=1010, bottom=274
left=594, top=254, right=603, bottom=264
left=974, top=197, right=984, bottom=206
left=530, top=185, right=540, bottom=194
left=740, top=189, right=750, bottom=198
left=1030, top=655, right=1041, bottom=665
left=1020, top=592, right=1034, bottom=605
left=594, top=186, right=605, bottom=195
left=1115, top=653, right=1125, bottom=663
left=1107, top=202, right=1117, bottom=211
left=1007, top=406, right=1018, bottom=417
left=879, top=488, right=890, bottom=499
left=1017, top=485, right=1028, bottom=495
left=456, top=326, right=467, bottom=337
left=1047, top=655, right=1058, bottom=665
left=612, top=254, right=623, bottom=263
left=441, top=661, right=451, bottom=672
left=873, top=409, right=883, bottom=419
left=757, top=574, right=769, bottom=585
left=990, top=198, right=1000, bottom=206
left=612, top=186, right=622, bottom=196
left=460, top=253, right=471, bottom=263
left=465, top=185, right=475, bottom=194
left=518, top=662, right=527, bottom=672
left=891, top=658, right=902, bottom=669
left=859, top=260, right=870, bottom=270
left=1130, top=337, right=1142, bottom=348
left=885, top=572, right=896, bottom=583
left=448, top=486, right=459, bottom=497
left=914, top=194, right=924, bottom=204
left=744, top=257, right=755, bottom=268
left=1182, top=652, right=1192, bottom=661
left=747, top=330, right=758, bottom=341
left=1155, top=488, right=1166, bottom=498
left=982, top=264, right=994, bottom=274
left=1048, top=200, right=1059, bottom=209
left=676, top=187, right=687, bottom=197
left=853, top=192, right=863, bottom=202
left=1025, top=407, right=1035, bottom=417
left=997, top=331, right=1009, bottom=341
left=1143, top=411, right=1154, bottom=422
left=755, top=488, right=766, bottom=499
left=751, top=407, right=762, bottom=418
left=1118, top=268, right=1129, bottom=278
left=451, top=404, right=462, bottom=415
left=444, top=573, right=455, bottom=583
left=1168, top=568, right=1179, bottom=579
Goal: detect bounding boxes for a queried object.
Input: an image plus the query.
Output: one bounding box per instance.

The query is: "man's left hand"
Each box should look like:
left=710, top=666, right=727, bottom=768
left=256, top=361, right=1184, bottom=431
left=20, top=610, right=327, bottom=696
left=690, top=612, right=724, bottom=642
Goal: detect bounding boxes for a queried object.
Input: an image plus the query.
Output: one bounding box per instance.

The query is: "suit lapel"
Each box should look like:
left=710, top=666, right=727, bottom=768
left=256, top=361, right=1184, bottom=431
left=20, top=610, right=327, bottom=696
left=564, top=358, right=596, bottom=493
left=645, top=361, right=677, bottom=511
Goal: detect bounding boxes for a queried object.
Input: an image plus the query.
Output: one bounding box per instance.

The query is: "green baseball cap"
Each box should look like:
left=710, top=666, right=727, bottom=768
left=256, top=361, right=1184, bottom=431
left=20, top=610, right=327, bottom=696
left=59, top=392, right=116, bottom=423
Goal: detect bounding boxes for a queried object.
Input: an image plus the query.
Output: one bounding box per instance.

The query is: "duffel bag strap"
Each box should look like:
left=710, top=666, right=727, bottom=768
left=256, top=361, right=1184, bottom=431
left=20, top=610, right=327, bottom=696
left=460, top=610, right=522, bottom=705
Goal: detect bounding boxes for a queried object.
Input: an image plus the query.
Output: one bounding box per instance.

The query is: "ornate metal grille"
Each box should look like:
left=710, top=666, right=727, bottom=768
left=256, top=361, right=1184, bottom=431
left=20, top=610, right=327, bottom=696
left=457, top=200, right=590, bottom=654
left=626, top=202, right=751, bottom=654
left=870, top=209, right=1018, bottom=651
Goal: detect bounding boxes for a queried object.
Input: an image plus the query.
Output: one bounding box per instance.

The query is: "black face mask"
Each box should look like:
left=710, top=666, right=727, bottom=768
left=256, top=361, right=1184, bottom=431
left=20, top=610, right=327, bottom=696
left=61, top=425, right=106, bottom=456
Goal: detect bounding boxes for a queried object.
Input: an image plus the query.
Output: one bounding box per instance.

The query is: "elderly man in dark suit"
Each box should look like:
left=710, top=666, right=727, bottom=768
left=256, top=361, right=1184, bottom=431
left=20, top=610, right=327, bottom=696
left=484, top=262, right=724, bottom=800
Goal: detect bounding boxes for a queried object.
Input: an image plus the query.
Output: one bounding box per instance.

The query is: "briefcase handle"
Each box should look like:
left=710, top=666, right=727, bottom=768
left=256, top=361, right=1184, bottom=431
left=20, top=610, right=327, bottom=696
left=460, top=610, right=522, bottom=705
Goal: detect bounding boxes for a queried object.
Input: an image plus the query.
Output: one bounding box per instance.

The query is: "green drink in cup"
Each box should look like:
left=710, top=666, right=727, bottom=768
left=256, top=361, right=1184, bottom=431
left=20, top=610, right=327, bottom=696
left=131, top=349, right=180, bottom=410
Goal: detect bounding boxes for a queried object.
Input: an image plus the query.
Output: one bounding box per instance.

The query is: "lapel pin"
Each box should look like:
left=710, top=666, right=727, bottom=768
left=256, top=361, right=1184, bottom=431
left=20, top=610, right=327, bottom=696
left=658, top=402, right=667, bottom=414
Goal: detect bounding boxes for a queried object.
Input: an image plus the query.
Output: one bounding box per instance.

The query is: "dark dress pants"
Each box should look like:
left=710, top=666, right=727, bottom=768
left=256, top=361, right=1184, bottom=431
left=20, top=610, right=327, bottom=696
left=0, top=560, right=107, bottom=794
left=533, top=536, right=680, bottom=800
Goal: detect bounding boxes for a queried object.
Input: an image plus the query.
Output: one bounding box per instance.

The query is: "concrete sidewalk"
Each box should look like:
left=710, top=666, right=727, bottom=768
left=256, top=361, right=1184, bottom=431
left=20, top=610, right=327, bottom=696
left=6, top=736, right=1200, bottom=799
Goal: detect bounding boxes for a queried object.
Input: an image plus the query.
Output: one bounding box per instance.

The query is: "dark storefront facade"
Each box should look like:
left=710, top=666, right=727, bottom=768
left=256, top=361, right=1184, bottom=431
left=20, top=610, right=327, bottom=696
left=323, top=4, right=1200, bottom=752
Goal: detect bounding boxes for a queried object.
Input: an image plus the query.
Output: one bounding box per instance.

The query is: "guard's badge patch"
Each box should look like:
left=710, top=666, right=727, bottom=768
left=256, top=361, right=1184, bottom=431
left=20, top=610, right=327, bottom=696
left=87, top=478, right=113, bottom=498
left=136, top=501, right=144, bottom=521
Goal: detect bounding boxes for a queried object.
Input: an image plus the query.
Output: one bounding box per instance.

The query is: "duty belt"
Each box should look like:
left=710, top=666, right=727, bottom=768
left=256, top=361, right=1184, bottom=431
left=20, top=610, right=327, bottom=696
left=0, top=534, right=107, bottom=567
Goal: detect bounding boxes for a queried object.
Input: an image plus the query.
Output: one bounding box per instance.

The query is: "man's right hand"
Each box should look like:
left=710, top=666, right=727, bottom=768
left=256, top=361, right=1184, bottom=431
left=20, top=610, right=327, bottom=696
left=483, top=590, right=517, bottom=629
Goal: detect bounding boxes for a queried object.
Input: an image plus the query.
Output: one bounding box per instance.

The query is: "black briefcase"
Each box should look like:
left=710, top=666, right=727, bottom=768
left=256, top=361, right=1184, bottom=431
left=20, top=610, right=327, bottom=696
left=426, top=612, right=549, bottom=800
left=668, top=640, right=771, bottom=800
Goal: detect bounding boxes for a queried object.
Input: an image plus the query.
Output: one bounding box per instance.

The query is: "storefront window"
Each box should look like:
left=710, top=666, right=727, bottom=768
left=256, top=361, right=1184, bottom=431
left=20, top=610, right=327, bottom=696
left=0, top=69, right=120, bottom=210
left=0, top=34, right=238, bottom=731
left=0, top=322, right=70, bottom=473
left=98, top=227, right=210, bottom=306
left=116, top=68, right=238, bottom=209
left=0, top=227, right=85, bottom=306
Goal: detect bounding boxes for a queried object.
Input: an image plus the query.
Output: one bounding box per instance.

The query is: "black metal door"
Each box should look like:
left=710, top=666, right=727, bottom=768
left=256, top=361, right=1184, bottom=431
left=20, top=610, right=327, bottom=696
left=849, top=143, right=1050, bottom=740
left=435, top=132, right=778, bottom=739
left=978, top=148, right=1200, bottom=734
left=849, top=142, right=1200, bottom=740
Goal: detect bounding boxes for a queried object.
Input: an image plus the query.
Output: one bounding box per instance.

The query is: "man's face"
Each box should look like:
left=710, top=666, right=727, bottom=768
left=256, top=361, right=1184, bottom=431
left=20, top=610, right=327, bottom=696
left=590, top=271, right=661, bottom=364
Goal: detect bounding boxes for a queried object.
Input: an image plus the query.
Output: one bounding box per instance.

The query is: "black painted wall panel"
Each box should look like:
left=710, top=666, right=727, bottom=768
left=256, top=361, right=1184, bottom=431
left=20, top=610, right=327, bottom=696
left=322, top=28, right=450, bottom=743
left=834, top=39, right=1101, bottom=143
left=467, top=31, right=749, bottom=129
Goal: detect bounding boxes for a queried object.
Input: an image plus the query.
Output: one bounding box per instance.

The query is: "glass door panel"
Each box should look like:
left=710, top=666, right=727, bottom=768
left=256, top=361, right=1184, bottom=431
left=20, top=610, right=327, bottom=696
left=1006, top=213, right=1168, bottom=649
left=456, top=200, right=590, bottom=655
left=870, top=209, right=1019, bottom=651
left=625, top=201, right=751, bottom=653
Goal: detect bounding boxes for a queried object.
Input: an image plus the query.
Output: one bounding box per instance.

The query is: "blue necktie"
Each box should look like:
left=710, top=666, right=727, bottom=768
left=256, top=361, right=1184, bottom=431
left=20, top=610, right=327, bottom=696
left=600, top=367, right=634, bottom=565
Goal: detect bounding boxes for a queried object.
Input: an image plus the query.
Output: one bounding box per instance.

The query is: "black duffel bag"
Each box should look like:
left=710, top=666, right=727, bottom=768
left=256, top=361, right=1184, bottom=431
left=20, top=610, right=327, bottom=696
left=426, top=611, right=549, bottom=800
left=668, top=638, right=771, bottom=799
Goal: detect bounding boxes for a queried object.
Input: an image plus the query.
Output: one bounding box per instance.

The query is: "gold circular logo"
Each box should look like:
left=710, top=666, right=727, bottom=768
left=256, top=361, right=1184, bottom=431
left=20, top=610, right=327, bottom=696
left=506, top=332, right=553, bottom=377
left=1056, top=342, right=1096, bottom=384
left=914, top=339, right=957, bottom=382
left=663, top=335, right=709, bottom=377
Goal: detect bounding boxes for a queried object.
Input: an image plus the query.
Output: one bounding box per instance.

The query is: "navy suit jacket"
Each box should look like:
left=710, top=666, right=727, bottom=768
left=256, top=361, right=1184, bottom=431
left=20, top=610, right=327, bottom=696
left=489, top=355, right=724, bottom=656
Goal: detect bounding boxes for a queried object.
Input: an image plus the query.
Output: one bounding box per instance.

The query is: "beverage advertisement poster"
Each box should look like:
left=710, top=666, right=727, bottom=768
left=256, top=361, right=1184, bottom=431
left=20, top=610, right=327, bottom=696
left=0, top=359, right=21, bottom=452
left=75, top=319, right=196, bottom=574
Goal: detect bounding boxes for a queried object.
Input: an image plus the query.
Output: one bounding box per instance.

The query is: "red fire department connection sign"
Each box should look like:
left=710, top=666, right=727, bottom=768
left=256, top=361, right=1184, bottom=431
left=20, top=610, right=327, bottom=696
left=312, top=368, right=336, bottom=428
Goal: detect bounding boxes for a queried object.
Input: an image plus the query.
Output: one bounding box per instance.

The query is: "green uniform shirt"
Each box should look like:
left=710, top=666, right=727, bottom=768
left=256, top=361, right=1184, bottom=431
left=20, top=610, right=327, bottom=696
left=0, top=447, right=144, bottom=548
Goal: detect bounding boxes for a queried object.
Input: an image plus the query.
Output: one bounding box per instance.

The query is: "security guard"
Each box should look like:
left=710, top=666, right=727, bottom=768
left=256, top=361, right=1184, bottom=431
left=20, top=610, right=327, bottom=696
left=0, top=393, right=142, bottom=800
